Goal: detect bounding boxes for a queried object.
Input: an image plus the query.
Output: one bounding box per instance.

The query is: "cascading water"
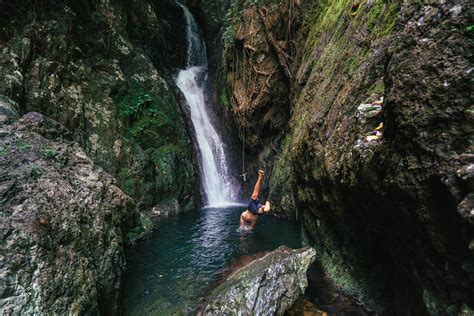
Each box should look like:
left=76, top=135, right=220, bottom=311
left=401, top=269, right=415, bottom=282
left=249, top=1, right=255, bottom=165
left=175, top=2, right=239, bottom=207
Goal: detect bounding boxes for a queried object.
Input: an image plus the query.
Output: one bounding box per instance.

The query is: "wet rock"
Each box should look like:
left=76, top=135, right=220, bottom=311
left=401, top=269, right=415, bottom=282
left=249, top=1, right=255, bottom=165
left=215, top=0, right=474, bottom=313
left=357, top=103, right=383, bottom=118
left=0, top=0, right=198, bottom=211
left=0, top=113, right=137, bottom=314
left=0, top=95, right=19, bottom=125
left=203, top=246, right=316, bottom=315
left=457, top=164, right=474, bottom=190
left=457, top=193, right=474, bottom=225
left=16, top=112, right=72, bottom=140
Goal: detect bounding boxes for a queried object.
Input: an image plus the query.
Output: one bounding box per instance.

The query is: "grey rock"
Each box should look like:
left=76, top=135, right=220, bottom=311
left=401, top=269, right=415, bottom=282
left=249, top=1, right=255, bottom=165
left=203, top=246, right=316, bottom=316
left=0, top=113, right=136, bottom=314
left=0, top=0, right=197, bottom=211
left=457, top=164, right=474, bottom=190
left=0, top=95, right=19, bottom=125
left=16, top=112, right=72, bottom=140
left=357, top=103, right=383, bottom=118
left=217, top=0, right=474, bottom=312
left=457, top=193, right=474, bottom=226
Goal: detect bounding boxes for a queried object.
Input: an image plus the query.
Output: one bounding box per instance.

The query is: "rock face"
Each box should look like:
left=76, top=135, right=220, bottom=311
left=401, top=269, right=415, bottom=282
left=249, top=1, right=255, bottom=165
left=211, top=0, right=474, bottom=314
left=0, top=112, right=137, bottom=314
left=0, top=0, right=198, bottom=212
left=203, top=246, right=316, bottom=315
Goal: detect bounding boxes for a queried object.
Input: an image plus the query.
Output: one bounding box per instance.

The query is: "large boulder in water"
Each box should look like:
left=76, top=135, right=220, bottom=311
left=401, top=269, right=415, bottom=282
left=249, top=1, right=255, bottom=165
left=203, top=246, right=316, bottom=315
left=0, top=113, right=137, bottom=314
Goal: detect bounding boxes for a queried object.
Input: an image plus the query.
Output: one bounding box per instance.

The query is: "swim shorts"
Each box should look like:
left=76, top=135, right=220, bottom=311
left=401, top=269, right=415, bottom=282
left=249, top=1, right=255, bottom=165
left=248, top=199, right=263, bottom=216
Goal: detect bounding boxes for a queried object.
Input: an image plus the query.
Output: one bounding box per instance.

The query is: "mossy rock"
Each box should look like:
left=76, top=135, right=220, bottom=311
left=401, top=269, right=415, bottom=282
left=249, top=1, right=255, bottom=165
left=125, top=212, right=154, bottom=245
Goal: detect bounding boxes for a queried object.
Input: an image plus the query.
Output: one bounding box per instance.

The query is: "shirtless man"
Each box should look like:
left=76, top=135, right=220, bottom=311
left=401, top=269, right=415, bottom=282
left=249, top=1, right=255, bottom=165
left=239, top=170, right=271, bottom=230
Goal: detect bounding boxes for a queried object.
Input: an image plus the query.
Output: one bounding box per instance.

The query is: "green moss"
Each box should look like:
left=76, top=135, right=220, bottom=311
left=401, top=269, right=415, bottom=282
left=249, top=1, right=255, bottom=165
left=0, top=145, right=10, bottom=156
left=377, top=1, right=402, bottom=37
left=117, top=167, right=136, bottom=196
left=118, top=93, right=153, bottom=118
left=304, top=0, right=348, bottom=52
left=114, top=83, right=181, bottom=150
left=260, top=0, right=404, bottom=311
left=150, top=145, right=182, bottom=169
left=367, top=79, right=385, bottom=97
left=220, top=89, right=230, bottom=108
left=43, top=148, right=60, bottom=159
left=30, top=163, right=43, bottom=178
left=222, top=2, right=240, bottom=49
left=16, top=140, right=31, bottom=152
left=368, top=0, right=384, bottom=29
left=125, top=212, right=154, bottom=244
left=347, top=55, right=362, bottom=74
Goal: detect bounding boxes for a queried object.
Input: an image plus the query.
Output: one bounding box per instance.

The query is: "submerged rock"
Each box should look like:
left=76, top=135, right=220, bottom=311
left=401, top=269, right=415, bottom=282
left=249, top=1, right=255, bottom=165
left=0, top=113, right=136, bottom=314
left=203, top=246, right=316, bottom=315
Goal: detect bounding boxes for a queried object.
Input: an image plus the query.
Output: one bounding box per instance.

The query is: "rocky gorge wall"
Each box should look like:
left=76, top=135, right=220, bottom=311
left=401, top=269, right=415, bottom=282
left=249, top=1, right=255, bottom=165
left=209, top=0, right=474, bottom=314
left=1, top=0, right=473, bottom=314
left=0, top=112, right=137, bottom=314
left=0, top=0, right=199, bottom=215
left=0, top=0, right=201, bottom=313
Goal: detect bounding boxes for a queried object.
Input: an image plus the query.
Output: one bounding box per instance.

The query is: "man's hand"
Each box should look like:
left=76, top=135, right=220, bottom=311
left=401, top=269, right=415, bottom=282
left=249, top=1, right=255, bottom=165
left=258, top=169, right=265, bottom=177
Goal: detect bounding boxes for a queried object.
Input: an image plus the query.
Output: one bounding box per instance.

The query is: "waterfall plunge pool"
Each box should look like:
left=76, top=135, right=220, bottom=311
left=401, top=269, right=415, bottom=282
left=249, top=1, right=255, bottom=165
left=122, top=206, right=302, bottom=315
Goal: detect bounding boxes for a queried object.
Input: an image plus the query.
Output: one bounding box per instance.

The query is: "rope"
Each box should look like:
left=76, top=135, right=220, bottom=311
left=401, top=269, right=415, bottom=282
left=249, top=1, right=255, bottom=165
left=240, top=127, right=247, bottom=182
left=240, top=45, right=247, bottom=182
left=242, top=127, right=245, bottom=173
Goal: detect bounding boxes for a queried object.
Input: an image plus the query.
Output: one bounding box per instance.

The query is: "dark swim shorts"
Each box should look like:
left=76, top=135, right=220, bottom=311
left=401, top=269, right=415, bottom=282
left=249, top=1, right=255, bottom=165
left=248, top=199, right=263, bottom=216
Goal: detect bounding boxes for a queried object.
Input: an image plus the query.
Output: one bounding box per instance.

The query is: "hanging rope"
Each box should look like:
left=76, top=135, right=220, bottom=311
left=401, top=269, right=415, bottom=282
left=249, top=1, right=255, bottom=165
left=239, top=44, right=248, bottom=182
left=240, top=126, right=247, bottom=182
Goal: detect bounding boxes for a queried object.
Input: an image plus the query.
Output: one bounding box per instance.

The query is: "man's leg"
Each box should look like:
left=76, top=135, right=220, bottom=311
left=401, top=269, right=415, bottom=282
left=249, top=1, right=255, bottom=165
left=249, top=217, right=258, bottom=230
left=251, top=170, right=265, bottom=200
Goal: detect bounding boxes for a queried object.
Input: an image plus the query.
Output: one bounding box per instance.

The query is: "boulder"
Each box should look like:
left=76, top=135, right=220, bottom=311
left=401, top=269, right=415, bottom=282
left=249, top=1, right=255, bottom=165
left=203, top=246, right=316, bottom=316
left=0, top=95, right=19, bottom=125
left=0, top=113, right=137, bottom=314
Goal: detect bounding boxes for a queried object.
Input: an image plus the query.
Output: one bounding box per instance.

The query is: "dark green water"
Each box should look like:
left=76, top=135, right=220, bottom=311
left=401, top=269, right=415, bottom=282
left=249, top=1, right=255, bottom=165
left=122, top=206, right=302, bottom=315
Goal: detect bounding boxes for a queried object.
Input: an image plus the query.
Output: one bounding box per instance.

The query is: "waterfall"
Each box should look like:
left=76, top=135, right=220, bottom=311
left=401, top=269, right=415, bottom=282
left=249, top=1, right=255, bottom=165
left=175, top=2, right=239, bottom=207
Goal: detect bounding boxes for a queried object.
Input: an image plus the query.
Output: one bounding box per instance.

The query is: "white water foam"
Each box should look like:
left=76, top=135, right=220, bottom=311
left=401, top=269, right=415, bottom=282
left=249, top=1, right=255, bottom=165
left=176, top=3, right=239, bottom=207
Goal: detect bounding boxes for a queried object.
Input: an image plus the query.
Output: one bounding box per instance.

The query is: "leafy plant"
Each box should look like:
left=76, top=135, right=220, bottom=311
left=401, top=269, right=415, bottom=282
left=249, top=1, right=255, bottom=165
left=222, top=2, right=240, bottom=49
left=119, top=93, right=153, bottom=119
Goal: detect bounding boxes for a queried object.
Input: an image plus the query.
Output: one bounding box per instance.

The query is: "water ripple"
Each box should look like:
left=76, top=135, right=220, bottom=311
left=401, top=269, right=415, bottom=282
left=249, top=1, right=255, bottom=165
left=123, top=206, right=301, bottom=315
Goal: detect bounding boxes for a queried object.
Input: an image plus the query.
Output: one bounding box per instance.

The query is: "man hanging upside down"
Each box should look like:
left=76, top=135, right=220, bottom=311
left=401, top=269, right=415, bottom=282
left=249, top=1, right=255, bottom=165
left=239, top=169, right=271, bottom=230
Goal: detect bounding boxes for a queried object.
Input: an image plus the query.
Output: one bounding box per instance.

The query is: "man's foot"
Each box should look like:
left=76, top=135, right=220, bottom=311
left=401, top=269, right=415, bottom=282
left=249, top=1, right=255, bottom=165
left=258, top=169, right=265, bottom=176
left=264, top=201, right=271, bottom=212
